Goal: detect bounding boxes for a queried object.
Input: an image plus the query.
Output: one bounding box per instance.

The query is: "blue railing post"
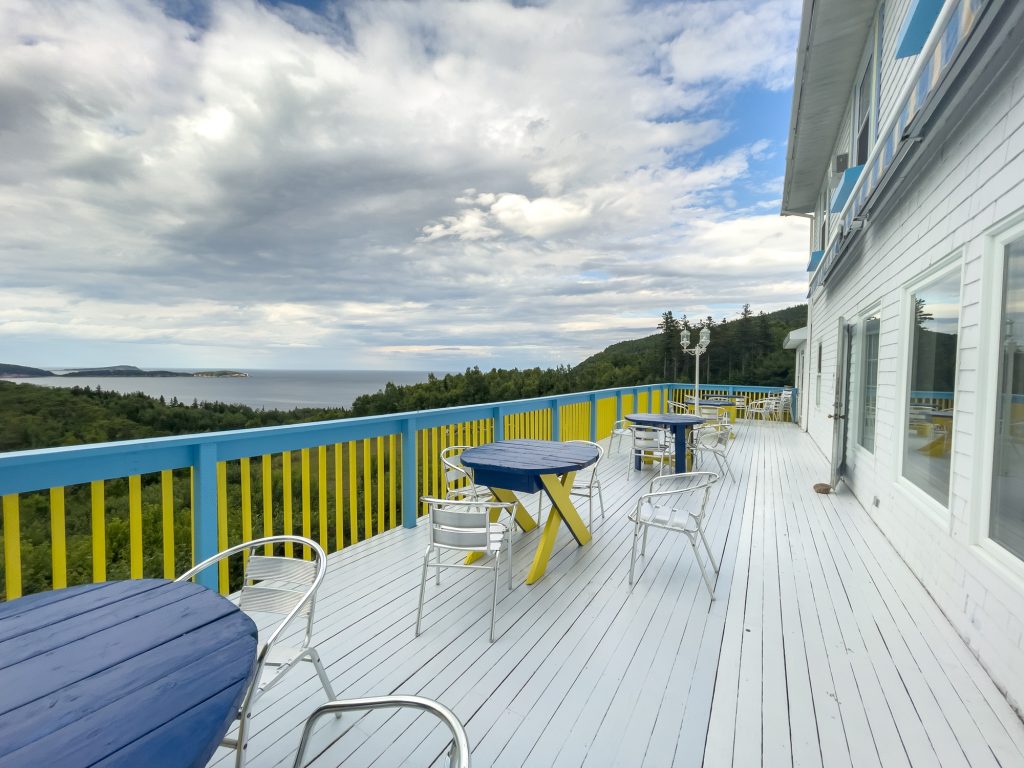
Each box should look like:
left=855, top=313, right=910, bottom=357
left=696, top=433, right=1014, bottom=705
left=550, top=399, right=560, bottom=441
left=589, top=393, right=598, bottom=441
left=193, top=443, right=219, bottom=591
left=402, top=417, right=418, bottom=528
left=615, top=392, right=623, bottom=423
left=493, top=406, right=504, bottom=441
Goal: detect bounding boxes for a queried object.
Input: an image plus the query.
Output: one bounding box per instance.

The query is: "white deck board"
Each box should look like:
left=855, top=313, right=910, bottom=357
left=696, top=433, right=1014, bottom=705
left=206, top=422, right=1024, bottom=768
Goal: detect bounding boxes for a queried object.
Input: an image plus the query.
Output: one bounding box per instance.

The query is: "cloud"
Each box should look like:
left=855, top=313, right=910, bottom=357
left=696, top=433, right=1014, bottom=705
left=0, top=0, right=806, bottom=370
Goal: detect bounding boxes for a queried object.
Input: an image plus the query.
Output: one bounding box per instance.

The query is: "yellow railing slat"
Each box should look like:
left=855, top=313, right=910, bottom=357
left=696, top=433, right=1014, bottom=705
left=240, top=458, right=252, bottom=568
left=161, top=470, right=174, bottom=579
left=49, top=487, right=67, bottom=590
left=362, top=438, right=372, bottom=538
left=216, top=463, right=228, bottom=593
left=348, top=442, right=358, bottom=542
left=90, top=481, right=105, bottom=582
left=3, top=494, right=22, bottom=600
left=376, top=436, right=385, bottom=534
left=334, top=444, right=344, bottom=550
left=300, top=448, right=312, bottom=560
left=262, top=455, right=273, bottom=555
left=282, top=451, right=294, bottom=558
left=129, top=475, right=143, bottom=580
left=318, top=446, right=328, bottom=550
left=420, top=430, right=428, bottom=517
left=388, top=434, right=397, bottom=530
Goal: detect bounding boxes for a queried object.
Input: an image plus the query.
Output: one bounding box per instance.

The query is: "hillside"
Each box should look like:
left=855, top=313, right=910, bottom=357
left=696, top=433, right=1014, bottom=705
left=0, top=363, right=54, bottom=377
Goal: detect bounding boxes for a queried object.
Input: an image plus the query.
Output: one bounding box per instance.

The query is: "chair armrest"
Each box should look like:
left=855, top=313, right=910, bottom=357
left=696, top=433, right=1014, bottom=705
left=292, top=695, right=471, bottom=768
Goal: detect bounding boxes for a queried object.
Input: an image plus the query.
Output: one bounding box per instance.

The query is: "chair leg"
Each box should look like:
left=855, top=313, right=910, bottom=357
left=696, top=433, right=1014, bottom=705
left=416, top=549, right=430, bottom=637
left=698, top=525, right=720, bottom=574
left=597, top=480, right=605, bottom=519
left=689, top=537, right=717, bottom=599
left=233, top=707, right=251, bottom=768
left=629, top=521, right=641, bottom=586
left=490, top=550, right=500, bottom=643
left=435, top=548, right=441, bottom=586
left=641, top=524, right=649, bottom=556
left=507, top=530, right=514, bottom=590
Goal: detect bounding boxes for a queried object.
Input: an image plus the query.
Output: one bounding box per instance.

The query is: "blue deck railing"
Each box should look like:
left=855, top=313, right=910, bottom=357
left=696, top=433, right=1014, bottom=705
left=0, top=382, right=792, bottom=598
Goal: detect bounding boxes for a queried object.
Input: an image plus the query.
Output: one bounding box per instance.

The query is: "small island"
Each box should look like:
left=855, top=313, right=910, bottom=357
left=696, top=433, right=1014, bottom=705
left=0, top=363, right=247, bottom=379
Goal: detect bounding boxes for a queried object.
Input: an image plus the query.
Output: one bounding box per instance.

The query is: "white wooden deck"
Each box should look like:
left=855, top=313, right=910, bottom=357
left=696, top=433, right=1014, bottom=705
left=210, top=423, right=1024, bottom=768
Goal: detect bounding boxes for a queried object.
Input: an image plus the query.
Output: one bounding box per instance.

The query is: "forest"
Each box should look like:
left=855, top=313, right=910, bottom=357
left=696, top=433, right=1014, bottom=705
left=0, top=303, right=806, bottom=596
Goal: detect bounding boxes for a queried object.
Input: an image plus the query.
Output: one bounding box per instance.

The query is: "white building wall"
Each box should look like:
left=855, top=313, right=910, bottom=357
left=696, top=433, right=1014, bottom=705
left=804, top=41, right=1024, bottom=710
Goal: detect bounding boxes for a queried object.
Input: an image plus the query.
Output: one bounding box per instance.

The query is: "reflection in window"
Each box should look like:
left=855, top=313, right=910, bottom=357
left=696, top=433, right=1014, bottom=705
left=903, top=272, right=960, bottom=505
left=859, top=315, right=880, bottom=452
left=991, top=238, right=1024, bottom=561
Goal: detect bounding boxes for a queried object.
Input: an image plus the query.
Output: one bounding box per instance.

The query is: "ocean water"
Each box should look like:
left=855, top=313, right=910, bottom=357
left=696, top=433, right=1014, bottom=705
left=9, top=369, right=438, bottom=411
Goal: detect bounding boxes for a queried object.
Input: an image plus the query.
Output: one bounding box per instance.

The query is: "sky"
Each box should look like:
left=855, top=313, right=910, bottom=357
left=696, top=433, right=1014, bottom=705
left=0, top=0, right=809, bottom=372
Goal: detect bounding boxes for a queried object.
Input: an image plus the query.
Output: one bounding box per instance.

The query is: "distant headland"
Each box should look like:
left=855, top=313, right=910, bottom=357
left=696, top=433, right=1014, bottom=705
left=0, top=363, right=248, bottom=379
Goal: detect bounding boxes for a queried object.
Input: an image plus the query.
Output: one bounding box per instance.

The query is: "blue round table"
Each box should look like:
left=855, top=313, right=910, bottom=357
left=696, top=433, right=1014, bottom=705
left=626, top=412, right=708, bottom=473
left=0, top=579, right=257, bottom=768
left=461, top=439, right=599, bottom=583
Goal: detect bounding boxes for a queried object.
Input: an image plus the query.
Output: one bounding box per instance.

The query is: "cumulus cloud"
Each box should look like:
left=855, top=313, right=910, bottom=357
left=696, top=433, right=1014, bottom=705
left=0, top=0, right=806, bottom=369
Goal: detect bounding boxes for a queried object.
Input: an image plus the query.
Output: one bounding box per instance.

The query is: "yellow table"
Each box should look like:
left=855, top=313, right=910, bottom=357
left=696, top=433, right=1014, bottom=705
left=460, top=440, right=597, bottom=584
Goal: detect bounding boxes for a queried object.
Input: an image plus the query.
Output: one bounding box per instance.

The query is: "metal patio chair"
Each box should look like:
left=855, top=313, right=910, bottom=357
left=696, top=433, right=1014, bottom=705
left=176, top=535, right=337, bottom=768
left=628, top=472, right=720, bottom=598
left=416, top=496, right=516, bottom=643
left=666, top=399, right=689, bottom=414
left=609, top=419, right=633, bottom=454
left=628, top=425, right=673, bottom=478
left=733, top=395, right=747, bottom=419
left=441, top=445, right=493, bottom=501
left=690, top=423, right=734, bottom=480
left=293, top=694, right=471, bottom=767
left=567, top=439, right=605, bottom=526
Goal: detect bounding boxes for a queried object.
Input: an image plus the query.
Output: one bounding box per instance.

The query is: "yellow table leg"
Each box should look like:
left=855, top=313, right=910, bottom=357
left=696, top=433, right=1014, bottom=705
left=526, top=472, right=591, bottom=584
left=465, top=486, right=537, bottom=564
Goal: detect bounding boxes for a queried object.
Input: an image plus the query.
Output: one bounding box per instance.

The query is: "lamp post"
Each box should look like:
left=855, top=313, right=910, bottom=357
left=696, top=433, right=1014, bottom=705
left=680, top=324, right=711, bottom=407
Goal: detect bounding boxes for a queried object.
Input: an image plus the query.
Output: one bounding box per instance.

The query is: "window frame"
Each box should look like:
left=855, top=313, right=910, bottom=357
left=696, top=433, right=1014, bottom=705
left=974, top=216, right=1024, bottom=579
left=854, top=306, right=882, bottom=456
left=894, top=253, right=964, bottom=523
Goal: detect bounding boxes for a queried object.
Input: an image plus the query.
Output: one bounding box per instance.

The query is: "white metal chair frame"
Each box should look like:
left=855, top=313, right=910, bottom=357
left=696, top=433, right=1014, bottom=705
left=293, top=695, right=471, bottom=768
left=666, top=399, right=689, bottom=414
left=441, top=445, right=493, bottom=501
left=628, top=472, right=721, bottom=598
left=690, top=423, right=734, bottom=480
left=175, top=535, right=337, bottom=768
left=609, top=419, right=633, bottom=454
left=567, top=439, right=605, bottom=526
left=416, top=496, right=516, bottom=643
left=628, top=425, right=674, bottom=478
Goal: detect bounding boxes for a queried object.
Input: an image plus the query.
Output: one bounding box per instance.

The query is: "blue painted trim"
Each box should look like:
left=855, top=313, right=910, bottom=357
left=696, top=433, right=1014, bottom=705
left=589, top=393, right=598, bottom=441
left=807, top=250, right=824, bottom=272
left=193, top=444, right=219, bottom=590
left=830, top=165, right=864, bottom=213
left=551, top=399, right=561, bottom=441
left=492, top=406, right=505, bottom=441
left=895, top=0, right=943, bottom=59
left=401, top=418, right=418, bottom=528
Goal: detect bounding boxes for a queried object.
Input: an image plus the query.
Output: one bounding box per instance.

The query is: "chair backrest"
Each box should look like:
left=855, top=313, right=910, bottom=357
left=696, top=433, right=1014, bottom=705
left=734, top=396, right=747, bottom=407
left=636, top=471, right=719, bottom=527
left=422, top=497, right=512, bottom=554
left=567, top=440, right=603, bottom=484
left=175, top=535, right=326, bottom=651
left=666, top=400, right=688, bottom=414
left=707, top=396, right=730, bottom=403
left=440, top=445, right=474, bottom=496
left=632, top=425, right=668, bottom=452
left=694, top=424, right=731, bottom=452
left=697, top=405, right=722, bottom=419
left=612, top=419, right=632, bottom=433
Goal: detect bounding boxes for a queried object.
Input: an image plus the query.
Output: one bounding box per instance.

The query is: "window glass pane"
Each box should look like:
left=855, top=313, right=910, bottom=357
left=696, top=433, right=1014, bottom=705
left=991, top=238, right=1024, bottom=560
left=903, top=271, right=960, bottom=504
left=859, top=315, right=880, bottom=452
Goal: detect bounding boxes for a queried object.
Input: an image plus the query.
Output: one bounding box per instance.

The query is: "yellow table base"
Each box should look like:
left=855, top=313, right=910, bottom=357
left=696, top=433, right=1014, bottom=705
left=465, top=471, right=591, bottom=584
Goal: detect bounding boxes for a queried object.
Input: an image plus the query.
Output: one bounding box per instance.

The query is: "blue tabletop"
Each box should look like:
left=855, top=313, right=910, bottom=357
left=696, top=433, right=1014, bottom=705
left=626, top=412, right=708, bottom=429
left=461, top=439, right=599, bottom=494
left=0, top=579, right=257, bottom=768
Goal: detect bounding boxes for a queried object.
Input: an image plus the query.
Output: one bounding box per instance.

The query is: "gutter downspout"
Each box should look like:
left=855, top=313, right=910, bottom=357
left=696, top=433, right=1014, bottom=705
left=782, top=210, right=815, bottom=431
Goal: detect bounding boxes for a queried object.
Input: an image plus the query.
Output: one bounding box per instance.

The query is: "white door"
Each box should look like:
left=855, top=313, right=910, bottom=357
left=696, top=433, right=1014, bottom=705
left=830, top=318, right=853, bottom=488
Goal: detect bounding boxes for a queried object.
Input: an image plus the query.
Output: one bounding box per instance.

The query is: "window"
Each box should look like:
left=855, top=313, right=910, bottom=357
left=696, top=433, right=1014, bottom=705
left=903, top=271, right=960, bottom=505
left=859, top=314, right=880, bottom=452
left=855, top=58, right=873, bottom=165
left=990, top=236, right=1024, bottom=560
left=816, top=342, right=823, bottom=406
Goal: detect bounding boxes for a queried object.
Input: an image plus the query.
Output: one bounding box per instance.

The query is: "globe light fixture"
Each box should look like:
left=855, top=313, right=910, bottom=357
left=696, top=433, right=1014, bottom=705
left=680, top=323, right=712, bottom=406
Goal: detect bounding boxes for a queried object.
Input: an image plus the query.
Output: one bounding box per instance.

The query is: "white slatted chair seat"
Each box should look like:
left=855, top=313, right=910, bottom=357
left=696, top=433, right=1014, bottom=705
left=628, top=472, right=720, bottom=598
